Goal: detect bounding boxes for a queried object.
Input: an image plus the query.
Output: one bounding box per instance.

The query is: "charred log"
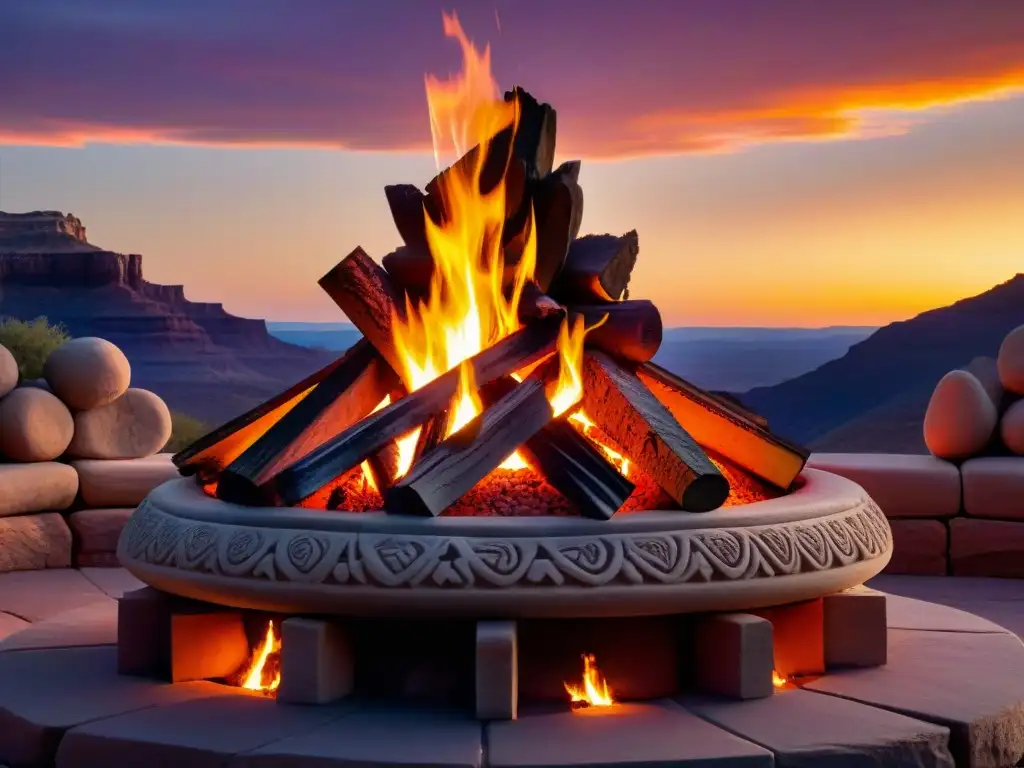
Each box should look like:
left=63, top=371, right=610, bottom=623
left=518, top=281, right=566, bottom=322
left=172, top=356, right=349, bottom=482
left=550, top=231, right=639, bottom=304
left=637, top=362, right=809, bottom=490
left=318, top=247, right=407, bottom=374
left=385, top=376, right=555, bottom=517
left=216, top=340, right=399, bottom=504
left=265, top=318, right=563, bottom=506
left=504, top=87, right=557, bottom=180
left=531, top=161, right=583, bottom=291
left=569, top=300, right=663, bottom=363
left=580, top=351, right=729, bottom=512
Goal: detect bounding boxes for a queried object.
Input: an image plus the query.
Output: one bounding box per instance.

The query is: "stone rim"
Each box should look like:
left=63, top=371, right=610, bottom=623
left=117, top=470, right=893, bottom=618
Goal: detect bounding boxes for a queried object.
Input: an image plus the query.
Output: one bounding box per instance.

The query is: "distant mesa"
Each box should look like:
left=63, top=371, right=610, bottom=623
left=0, top=211, right=333, bottom=423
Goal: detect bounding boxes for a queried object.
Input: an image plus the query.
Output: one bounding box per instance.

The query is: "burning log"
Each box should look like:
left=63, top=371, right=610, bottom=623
left=381, top=245, right=434, bottom=296
left=265, top=318, right=564, bottom=506
left=384, top=184, right=440, bottom=254
left=637, top=362, right=809, bottom=490
left=580, top=351, right=729, bottom=512
left=531, top=161, right=584, bottom=292
left=172, top=356, right=350, bottom=481
left=550, top=231, right=639, bottom=304
left=518, top=282, right=565, bottom=322
left=480, top=377, right=635, bottom=520
left=318, top=247, right=407, bottom=374
left=216, top=341, right=399, bottom=504
left=386, top=375, right=556, bottom=517
left=504, top=87, right=557, bottom=180
left=569, top=300, right=663, bottom=364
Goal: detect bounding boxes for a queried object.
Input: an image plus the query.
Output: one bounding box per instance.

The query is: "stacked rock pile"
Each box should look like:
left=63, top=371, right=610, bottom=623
left=924, top=324, right=1024, bottom=459
left=0, top=338, right=179, bottom=573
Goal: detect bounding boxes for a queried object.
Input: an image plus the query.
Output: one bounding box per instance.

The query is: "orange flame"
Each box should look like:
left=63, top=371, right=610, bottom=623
left=772, top=670, right=788, bottom=689
left=385, top=11, right=589, bottom=479
left=565, top=653, right=615, bottom=708
left=240, top=621, right=282, bottom=694
left=568, top=411, right=631, bottom=478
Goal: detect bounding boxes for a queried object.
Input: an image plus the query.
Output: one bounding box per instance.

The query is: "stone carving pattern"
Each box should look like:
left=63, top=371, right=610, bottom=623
left=120, top=497, right=891, bottom=590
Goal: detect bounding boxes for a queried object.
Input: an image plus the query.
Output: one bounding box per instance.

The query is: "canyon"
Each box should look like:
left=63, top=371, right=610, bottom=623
left=0, top=211, right=333, bottom=423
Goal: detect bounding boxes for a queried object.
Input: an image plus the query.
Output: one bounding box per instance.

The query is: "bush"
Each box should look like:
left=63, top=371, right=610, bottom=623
left=165, top=410, right=210, bottom=453
left=0, top=316, right=70, bottom=380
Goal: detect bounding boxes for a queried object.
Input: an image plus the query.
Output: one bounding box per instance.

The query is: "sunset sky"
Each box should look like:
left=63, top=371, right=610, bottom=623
left=1, top=0, right=1022, bottom=327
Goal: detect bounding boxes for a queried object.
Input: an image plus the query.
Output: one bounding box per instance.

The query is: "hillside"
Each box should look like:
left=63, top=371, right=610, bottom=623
left=0, top=211, right=333, bottom=423
left=742, top=274, right=1024, bottom=446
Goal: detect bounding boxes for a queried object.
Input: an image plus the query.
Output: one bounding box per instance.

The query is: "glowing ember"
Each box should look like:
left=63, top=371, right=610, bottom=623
left=568, top=411, right=631, bottom=477
left=564, top=653, right=615, bottom=709
left=239, top=621, right=282, bottom=694
left=772, top=669, right=788, bottom=689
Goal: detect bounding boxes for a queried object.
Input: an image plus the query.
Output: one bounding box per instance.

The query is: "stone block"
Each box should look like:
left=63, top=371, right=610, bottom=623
left=822, top=586, right=887, bottom=668
left=0, top=611, right=29, bottom=643
left=117, top=587, right=250, bottom=682
left=750, top=598, right=824, bottom=679
left=951, top=518, right=1024, bottom=578
left=0, top=646, right=228, bottom=768
left=805, top=629, right=1024, bottom=768
left=487, top=700, right=772, bottom=768
left=0, top=567, right=108, bottom=622
left=962, top=457, right=1024, bottom=521
left=683, top=688, right=952, bottom=768
left=0, top=387, right=74, bottom=462
left=0, top=599, right=116, bottom=651
left=277, top=617, right=354, bottom=706
left=68, top=508, right=134, bottom=553
left=476, top=620, right=518, bottom=720
left=879, top=593, right=1011, bottom=634
left=0, top=513, right=72, bottom=573
left=885, top=519, right=948, bottom=575
left=67, top=388, right=172, bottom=459
left=807, top=453, right=961, bottom=518
left=73, top=455, right=178, bottom=508
left=693, top=613, right=773, bottom=700
left=233, top=706, right=484, bottom=768
left=57, top=690, right=347, bottom=768
left=0, top=462, right=78, bottom=518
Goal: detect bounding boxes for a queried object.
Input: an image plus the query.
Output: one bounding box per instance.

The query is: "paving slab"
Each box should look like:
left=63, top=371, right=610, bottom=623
left=487, top=700, right=771, bottom=768
left=0, top=612, right=29, bottom=641
left=0, top=599, right=116, bottom=651
left=870, top=576, right=1024, bottom=604
left=883, top=594, right=1011, bottom=634
left=682, top=687, right=953, bottom=768
left=803, top=629, right=1024, bottom=768
left=78, top=567, right=144, bottom=599
left=0, top=568, right=108, bottom=621
left=231, top=705, right=483, bottom=768
left=58, top=692, right=352, bottom=768
left=0, top=646, right=235, bottom=768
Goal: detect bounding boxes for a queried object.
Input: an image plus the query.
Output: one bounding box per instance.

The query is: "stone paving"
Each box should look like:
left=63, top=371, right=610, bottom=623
left=0, top=568, right=1021, bottom=767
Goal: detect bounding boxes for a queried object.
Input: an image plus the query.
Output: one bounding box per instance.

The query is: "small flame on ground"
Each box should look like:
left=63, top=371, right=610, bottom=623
left=772, top=670, right=788, bottom=689
left=565, top=653, right=615, bottom=709
left=239, top=621, right=282, bottom=694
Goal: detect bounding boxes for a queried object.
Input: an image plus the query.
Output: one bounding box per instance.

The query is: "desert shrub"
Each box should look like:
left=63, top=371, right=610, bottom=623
left=0, top=316, right=70, bottom=379
left=165, top=410, right=210, bottom=453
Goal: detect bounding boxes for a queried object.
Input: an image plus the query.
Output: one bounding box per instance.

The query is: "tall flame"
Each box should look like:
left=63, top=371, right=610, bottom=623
left=385, top=12, right=591, bottom=483
left=240, top=621, right=282, bottom=694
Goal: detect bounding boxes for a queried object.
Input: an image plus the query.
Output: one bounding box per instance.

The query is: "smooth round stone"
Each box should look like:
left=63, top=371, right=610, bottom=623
left=923, top=370, right=998, bottom=460
left=1001, top=399, right=1024, bottom=455
left=0, top=388, right=75, bottom=462
left=0, top=344, right=17, bottom=398
left=999, top=325, right=1024, bottom=395
left=43, top=337, right=131, bottom=411
left=67, top=388, right=171, bottom=460
left=960, top=356, right=1003, bottom=407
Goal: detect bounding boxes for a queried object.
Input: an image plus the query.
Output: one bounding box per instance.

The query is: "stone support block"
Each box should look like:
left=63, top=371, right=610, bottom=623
left=693, top=613, right=774, bottom=700
left=476, top=620, right=518, bottom=720
left=277, top=617, right=354, bottom=705
left=823, top=586, right=888, bottom=668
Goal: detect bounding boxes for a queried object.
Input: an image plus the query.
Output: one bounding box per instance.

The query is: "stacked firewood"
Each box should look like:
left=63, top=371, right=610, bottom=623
left=173, top=88, right=808, bottom=520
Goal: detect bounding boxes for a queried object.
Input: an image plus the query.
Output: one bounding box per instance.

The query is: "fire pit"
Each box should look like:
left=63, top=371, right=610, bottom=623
left=115, top=10, right=894, bottom=721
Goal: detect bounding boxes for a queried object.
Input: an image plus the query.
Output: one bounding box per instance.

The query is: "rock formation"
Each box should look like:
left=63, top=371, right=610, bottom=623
left=0, top=210, right=333, bottom=423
